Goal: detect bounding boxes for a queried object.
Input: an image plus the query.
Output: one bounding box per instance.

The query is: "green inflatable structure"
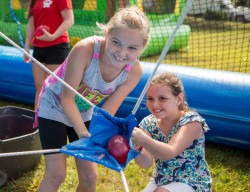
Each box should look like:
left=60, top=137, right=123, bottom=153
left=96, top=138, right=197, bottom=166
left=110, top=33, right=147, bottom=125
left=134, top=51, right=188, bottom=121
left=0, top=0, right=191, bottom=57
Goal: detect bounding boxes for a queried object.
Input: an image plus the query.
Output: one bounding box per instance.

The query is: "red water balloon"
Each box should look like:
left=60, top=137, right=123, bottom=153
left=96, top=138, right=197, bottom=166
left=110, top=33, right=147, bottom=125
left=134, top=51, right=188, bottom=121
left=108, top=135, right=130, bottom=163
left=35, top=25, right=50, bottom=37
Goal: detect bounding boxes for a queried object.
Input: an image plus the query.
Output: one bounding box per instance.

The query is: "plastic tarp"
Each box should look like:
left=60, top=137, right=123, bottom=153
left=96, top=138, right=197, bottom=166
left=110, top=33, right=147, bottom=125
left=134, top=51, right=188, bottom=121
left=60, top=107, right=140, bottom=172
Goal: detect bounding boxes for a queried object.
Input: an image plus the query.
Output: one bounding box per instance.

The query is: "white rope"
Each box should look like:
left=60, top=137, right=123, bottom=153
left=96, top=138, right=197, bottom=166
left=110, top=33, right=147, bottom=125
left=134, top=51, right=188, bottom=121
left=132, top=0, right=194, bottom=115
left=120, top=170, right=130, bottom=192
left=0, top=31, right=95, bottom=108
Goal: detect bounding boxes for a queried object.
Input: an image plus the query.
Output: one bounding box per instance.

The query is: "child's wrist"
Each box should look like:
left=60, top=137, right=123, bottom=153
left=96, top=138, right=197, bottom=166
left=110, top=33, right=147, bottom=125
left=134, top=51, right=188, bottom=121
left=137, top=145, right=143, bottom=151
left=134, top=145, right=143, bottom=151
left=78, top=131, right=90, bottom=138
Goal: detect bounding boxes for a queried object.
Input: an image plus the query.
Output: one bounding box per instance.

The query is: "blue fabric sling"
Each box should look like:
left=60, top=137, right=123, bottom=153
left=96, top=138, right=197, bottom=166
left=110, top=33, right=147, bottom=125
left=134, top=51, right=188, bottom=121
left=60, top=107, right=140, bottom=172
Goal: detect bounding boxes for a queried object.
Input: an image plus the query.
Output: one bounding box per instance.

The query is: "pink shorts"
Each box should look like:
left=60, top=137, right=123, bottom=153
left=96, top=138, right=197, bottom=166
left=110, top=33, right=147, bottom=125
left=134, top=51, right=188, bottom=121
left=142, top=178, right=195, bottom=192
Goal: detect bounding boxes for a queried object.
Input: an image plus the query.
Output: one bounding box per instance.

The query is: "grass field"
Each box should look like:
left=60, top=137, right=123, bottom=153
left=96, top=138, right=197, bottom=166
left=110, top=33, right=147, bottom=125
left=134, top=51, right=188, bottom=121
left=143, top=16, right=250, bottom=73
left=0, top=135, right=249, bottom=192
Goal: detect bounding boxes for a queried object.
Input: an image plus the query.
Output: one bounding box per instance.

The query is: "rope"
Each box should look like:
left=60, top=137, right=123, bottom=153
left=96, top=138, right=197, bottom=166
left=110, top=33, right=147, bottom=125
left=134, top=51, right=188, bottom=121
left=120, top=170, right=130, bottom=192
left=0, top=149, right=60, bottom=157
left=132, top=0, right=194, bottom=115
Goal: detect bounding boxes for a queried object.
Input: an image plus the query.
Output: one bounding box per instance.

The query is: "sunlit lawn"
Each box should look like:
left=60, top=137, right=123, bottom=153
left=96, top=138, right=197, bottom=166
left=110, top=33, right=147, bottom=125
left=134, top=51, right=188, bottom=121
left=143, top=16, right=250, bottom=73
left=0, top=140, right=249, bottom=192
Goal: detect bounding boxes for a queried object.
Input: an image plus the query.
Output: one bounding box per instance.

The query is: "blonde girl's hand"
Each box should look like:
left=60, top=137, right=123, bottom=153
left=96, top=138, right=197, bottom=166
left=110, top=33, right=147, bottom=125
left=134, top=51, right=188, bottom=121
left=77, top=129, right=91, bottom=139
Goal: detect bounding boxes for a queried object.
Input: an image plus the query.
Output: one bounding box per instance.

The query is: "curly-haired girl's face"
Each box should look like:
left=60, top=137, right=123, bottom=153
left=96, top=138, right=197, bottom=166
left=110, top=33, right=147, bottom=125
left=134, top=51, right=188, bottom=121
left=146, top=84, right=183, bottom=119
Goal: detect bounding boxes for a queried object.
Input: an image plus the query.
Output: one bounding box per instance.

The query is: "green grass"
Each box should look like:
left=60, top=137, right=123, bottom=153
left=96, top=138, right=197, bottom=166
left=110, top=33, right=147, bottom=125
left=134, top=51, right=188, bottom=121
left=143, top=16, right=250, bottom=73
left=0, top=142, right=249, bottom=192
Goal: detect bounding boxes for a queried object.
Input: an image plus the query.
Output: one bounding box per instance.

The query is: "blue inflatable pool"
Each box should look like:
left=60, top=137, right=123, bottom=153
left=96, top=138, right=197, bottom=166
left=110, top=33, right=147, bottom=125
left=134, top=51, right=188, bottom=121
left=0, top=45, right=249, bottom=150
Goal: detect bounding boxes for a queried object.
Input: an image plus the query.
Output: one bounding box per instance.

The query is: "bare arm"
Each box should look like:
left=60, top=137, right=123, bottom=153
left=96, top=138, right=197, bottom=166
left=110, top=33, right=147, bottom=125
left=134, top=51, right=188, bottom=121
left=61, top=38, right=93, bottom=138
left=62, top=47, right=142, bottom=137
left=102, top=60, right=142, bottom=115
left=37, top=8, right=74, bottom=41
left=134, top=148, right=153, bottom=169
left=132, top=122, right=203, bottom=160
left=133, top=129, right=154, bottom=169
left=23, top=16, right=34, bottom=63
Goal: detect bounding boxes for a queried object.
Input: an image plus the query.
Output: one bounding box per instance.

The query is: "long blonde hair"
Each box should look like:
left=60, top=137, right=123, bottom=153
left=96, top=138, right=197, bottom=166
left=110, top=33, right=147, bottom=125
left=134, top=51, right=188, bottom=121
left=96, top=6, right=150, bottom=49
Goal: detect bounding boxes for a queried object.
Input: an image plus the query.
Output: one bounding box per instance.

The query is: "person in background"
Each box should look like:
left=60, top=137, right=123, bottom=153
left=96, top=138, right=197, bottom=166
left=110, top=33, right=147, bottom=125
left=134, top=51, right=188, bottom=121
left=132, top=72, right=212, bottom=192
left=23, top=0, right=74, bottom=110
left=35, top=6, right=150, bottom=192
left=107, top=0, right=129, bottom=19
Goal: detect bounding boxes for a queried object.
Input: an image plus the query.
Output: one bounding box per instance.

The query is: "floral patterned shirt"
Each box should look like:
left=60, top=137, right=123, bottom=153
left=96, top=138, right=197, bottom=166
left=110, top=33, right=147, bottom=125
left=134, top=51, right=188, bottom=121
left=139, top=111, right=212, bottom=192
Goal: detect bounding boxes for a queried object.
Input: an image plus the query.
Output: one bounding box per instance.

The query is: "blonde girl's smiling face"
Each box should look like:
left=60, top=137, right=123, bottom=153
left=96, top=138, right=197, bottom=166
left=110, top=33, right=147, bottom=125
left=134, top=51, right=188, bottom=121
left=146, top=83, right=183, bottom=119
left=104, top=27, right=144, bottom=68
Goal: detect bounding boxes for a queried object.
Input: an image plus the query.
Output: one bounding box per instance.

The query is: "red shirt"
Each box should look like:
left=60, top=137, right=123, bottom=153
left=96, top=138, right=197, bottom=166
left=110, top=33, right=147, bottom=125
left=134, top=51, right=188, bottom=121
left=31, top=0, right=72, bottom=47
